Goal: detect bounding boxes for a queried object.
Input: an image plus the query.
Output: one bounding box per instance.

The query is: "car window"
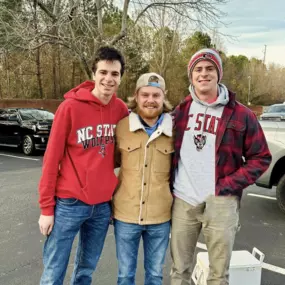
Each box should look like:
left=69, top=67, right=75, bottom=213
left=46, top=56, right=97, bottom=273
left=19, top=109, right=54, bottom=120
left=267, top=105, right=285, bottom=113
left=8, top=114, right=19, bottom=121
left=0, top=110, right=8, bottom=121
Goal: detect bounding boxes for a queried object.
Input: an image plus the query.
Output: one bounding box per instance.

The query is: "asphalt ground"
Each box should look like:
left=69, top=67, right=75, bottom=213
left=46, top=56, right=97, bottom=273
left=0, top=147, right=285, bottom=285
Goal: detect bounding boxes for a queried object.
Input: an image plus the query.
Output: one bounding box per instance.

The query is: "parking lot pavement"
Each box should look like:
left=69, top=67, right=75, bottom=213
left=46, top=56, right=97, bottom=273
left=0, top=150, right=285, bottom=285
left=0, top=147, right=43, bottom=172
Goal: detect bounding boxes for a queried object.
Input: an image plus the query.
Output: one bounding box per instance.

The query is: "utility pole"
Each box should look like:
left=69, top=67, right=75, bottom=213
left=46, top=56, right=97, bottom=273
left=247, top=76, right=251, bottom=105
left=263, top=45, right=267, bottom=65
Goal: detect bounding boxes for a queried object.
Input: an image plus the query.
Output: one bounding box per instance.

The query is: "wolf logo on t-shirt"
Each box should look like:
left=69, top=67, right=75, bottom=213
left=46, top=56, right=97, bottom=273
left=193, top=134, right=206, bottom=151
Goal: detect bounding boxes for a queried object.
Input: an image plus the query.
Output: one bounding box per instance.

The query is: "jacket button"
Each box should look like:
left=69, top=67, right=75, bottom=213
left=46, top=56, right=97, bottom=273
left=141, top=218, right=143, bottom=221
left=128, top=147, right=130, bottom=150
left=165, top=150, right=167, bottom=153
left=145, top=164, right=147, bottom=167
left=142, top=201, right=145, bottom=204
left=144, top=183, right=146, bottom=186
left=147, top=145, right=149, bottom=148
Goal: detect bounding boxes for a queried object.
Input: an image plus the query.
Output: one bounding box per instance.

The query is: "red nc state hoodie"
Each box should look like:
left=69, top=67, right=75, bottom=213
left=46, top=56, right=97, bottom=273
left=38, top=81, right=129, bottom=215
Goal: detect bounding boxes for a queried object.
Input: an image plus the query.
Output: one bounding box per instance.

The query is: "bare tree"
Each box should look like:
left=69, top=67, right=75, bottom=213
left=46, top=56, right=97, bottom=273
left=210, top=28, right=227, bottom=52
left=32, top=0, right=44, bottom=98
left=140, top=5, right=182, bottom=78
left=0, top=0, right=228, bottom=78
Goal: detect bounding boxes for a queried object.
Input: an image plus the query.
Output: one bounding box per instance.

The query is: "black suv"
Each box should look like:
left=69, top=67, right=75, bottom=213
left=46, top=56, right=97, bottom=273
left=0, top=108, right=54, bottom=155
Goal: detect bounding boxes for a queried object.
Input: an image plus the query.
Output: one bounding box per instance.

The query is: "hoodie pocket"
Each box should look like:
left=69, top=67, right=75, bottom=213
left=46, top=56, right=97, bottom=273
left=81, top=166, right=118, bottom=203
left=119, top=140, right=141, bottom=171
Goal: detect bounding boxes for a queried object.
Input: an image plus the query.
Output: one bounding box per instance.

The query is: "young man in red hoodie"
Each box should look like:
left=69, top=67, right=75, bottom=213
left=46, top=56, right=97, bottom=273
left=38, top=46, right=129, bottom=285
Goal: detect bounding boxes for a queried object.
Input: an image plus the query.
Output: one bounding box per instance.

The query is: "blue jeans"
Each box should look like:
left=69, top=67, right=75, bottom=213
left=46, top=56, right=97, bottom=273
left=114, top=219, right=170, bottom=285
left=40, top=198, right=111, bottom=285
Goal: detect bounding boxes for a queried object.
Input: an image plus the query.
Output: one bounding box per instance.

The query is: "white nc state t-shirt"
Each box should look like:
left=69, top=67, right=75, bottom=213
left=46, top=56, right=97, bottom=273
left=173, top=101, right=224, bottom=206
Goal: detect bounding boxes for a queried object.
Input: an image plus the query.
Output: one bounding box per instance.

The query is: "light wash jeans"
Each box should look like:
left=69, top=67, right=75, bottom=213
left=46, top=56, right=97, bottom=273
left=40, top=198, right=111, bottom=285
left=114, top=219, right=171, bottom=285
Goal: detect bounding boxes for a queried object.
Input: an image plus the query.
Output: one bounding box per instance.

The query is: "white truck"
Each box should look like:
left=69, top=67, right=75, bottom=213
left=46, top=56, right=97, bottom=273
left=255, top=121, right=285, bottom=214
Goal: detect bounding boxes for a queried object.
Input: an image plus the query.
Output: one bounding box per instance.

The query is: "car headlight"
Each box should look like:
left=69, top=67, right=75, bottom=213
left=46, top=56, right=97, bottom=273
left=37, top=125, right=49, bottom=130
left=37, top=130, right=49, bottom=134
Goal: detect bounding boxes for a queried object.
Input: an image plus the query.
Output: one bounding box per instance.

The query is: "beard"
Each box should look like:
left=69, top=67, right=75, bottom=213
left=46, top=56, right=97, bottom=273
left=136, top=104, right=163, bottom=120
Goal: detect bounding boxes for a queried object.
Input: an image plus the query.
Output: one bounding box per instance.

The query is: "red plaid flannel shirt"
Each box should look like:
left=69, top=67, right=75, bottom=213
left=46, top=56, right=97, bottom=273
left=172, top=90, right=272, bottom=198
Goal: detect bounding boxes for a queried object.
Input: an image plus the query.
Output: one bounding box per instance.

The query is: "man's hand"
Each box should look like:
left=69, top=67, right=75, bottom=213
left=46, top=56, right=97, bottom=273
left=38, top=215, right=54, bottom=236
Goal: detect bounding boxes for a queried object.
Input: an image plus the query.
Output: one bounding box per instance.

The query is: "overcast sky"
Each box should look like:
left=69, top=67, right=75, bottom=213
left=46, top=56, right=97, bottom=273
left=220, top=0, right=285, bottom=66
left=116, top=0, right=284, bottom=66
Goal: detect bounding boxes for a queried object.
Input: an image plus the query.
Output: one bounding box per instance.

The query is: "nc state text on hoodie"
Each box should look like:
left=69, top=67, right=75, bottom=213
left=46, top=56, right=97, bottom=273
left=38, top=81, right=129, bottom=215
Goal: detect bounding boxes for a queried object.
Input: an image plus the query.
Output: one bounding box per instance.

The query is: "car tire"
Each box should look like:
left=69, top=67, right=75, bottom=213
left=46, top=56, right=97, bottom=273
left=276, top=174, right=285, bottom=214
left=22, top=135, right=35, bottom=156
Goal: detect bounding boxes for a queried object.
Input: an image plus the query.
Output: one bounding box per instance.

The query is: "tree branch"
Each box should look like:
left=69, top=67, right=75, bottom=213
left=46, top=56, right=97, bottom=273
left=96, top=0, right=103, bottom=36
left=110, top=0, right=130, bottom=45
left=35, top=0, right=57, bottom=21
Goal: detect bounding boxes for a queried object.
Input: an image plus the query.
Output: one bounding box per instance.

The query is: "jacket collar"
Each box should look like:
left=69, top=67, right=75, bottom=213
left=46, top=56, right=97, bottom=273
left=129, top=112, right=173, bottom=137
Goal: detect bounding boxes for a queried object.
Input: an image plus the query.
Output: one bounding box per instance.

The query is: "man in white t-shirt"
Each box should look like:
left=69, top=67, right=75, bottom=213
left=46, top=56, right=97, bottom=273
left=170, top=48, right=272, bottom=285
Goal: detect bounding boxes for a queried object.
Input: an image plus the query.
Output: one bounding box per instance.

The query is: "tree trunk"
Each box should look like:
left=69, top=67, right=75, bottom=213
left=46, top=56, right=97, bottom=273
left=71, top=61, right=76, bottom=86
left=51, top=0, right=61, bottom=99
left=58, top=44, right=62, bottom=96
left=36, top=47, right=44, bottom=98
left=14, top=70, right=19, bottom=98
left=0, top=81, right=2, bottom=98
left=33, top=0, right=44, bottom=99
left=52, top=44, right=60, bottom=98
left=4, top=52, right=11, bottom=98
left=79, top=54, right=92, bottom=79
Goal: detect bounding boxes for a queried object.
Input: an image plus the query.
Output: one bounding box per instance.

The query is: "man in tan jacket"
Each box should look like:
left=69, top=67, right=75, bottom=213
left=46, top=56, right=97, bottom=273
left=113, top=72, right=174, bottom=285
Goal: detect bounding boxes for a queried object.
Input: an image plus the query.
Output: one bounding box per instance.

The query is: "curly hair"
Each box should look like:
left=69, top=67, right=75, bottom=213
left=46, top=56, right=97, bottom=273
left=91, top=46, right=125, bottom=76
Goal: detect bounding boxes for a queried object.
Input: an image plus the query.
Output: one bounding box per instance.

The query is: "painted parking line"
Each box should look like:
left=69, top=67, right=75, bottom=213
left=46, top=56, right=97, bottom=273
left=0, top=153, right=40, bottom=161
left=169, top=235, right=285, bottom=275
left=196, top=242, right=285, bottom=275
left=247, top=193, right=277, bottom=200
left=262, top=263, right=285, bottom=275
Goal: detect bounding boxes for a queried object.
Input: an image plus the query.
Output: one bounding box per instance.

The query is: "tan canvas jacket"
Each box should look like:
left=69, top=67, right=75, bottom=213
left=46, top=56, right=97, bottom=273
left=113, top=112, right=174, bottom=225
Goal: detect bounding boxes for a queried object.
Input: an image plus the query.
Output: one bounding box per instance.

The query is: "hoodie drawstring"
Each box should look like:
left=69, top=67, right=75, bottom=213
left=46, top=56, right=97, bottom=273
left=98, top=99, right=114, bottom=157
left=200, top=106, right=208, bottom=138
left=98, top=105, right=106, bottom=157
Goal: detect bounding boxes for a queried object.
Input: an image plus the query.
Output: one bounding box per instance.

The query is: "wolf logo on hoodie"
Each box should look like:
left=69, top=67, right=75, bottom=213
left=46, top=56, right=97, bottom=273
left=98, top=144, right=106, bottom=157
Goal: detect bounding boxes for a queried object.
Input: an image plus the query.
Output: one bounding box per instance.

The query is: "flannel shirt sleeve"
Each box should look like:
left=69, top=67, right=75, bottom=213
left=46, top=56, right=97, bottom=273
left=216, top=112, right=272, bottom=195
left=170, top=105, right=180, bottom=129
